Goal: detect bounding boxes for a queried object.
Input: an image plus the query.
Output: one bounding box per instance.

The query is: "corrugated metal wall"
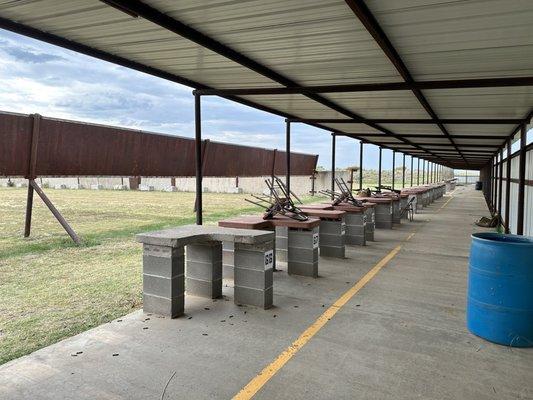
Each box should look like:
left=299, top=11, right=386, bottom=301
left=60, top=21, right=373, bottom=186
left=0, top=111, right=318, bottom=178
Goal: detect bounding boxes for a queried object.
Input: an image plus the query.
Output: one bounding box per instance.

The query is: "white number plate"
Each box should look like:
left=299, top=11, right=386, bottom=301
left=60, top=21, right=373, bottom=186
left=264, top=250, right=274, bottom=269
left=313, top=233, right=319, bottom=249
left=341, top=222, right=346, bottom=235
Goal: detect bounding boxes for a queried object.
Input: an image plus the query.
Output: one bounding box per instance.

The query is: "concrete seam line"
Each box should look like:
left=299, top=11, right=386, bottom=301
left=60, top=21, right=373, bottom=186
left=232, top=244, right=403, bottom=400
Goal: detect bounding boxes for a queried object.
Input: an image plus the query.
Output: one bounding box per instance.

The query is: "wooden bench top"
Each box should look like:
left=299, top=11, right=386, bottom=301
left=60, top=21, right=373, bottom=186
left=136, top=224, right=274, bottom=247
left=218, top=215, right=321, bottom=230
left=356, top=196, right=393, bottom=204
left=301, top=203, right=365, bottom=213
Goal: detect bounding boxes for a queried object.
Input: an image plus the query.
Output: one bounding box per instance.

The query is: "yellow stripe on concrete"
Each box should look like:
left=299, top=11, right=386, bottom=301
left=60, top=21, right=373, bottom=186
left=438, top=195, right=454, bottom=212
left=232, top=245, right=403, bottom=400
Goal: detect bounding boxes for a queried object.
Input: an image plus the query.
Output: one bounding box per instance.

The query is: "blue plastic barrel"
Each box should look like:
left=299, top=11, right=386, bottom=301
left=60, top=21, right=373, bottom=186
left=467, top=232, right=533, bottom=347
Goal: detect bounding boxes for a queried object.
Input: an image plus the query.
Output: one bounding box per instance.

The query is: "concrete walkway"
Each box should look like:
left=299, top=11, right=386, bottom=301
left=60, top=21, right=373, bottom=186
left=1, top=186, right=532, bottom=399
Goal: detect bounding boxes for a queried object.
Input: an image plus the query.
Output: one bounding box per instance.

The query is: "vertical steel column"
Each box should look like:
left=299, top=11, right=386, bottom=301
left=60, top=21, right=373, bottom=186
left=391, top=150, right=395, bottom=190
left=359, top=141, right=364, bottom=190
left=331, top=132, right=336, bottom=197
left=410, top=157, right=414, bottom=187
left=517, top=124, right=527, bottom=235
left=498, top=148, right=503, bottom=222
left=286, top=120, right=291, bottom=195
left=402, top=153, right=406, bottom=188
left=378, top=146, right=382, bottom=189
left=492, top=157, right=497, bottom=212
left=422, top=160, right=425, bottom=184
left=504, top=139, right=512, bottom=233
left=417, top=158, right=420, bottom=186
left=194, top=93, right=203, bottom=225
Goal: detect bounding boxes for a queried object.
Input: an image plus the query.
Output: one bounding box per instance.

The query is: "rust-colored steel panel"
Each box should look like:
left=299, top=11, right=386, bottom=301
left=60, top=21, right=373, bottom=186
left=203, top=141, right=275, bottom=177
left=1, top=112, right=318, bottom=178
left=0, top=112, right=32, bottom=177
left=273, top=150, right=318, bottom=176
left=35, top=118, right=144, bottom=176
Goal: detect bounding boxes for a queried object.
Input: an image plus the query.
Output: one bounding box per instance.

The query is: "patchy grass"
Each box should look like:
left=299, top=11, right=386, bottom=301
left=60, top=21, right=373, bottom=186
left=0, top=187, right=320, bottom=365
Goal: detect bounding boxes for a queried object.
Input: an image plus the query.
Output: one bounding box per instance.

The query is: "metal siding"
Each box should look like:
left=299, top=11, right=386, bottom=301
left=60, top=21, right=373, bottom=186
left=0, top=112, right=32, bottom=177
left=0, top=112, right=317, bottom=178
left=525, top=149, right=533, bottom=236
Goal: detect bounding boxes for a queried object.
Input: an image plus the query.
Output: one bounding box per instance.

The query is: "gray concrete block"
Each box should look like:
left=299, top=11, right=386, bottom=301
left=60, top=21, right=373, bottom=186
left=319, top=220, right=343, bottom=235
left=345, top=234, right=366, bottom=246
left=234, top=286, right=273, bottom=309
left=288, top=261, right=318, bottom=278
left=375, top=220, right=393, bottom=229
left=234, top=267, right=273, bottom=290
left=234, top=242, right=274, bottom=271
left=143, top=254, right=184, bottom=278
left=143, top=294, right=184, bottom=318
left=319, top=233, right=344, bottom=247
left=223, top=264, right=234, bottom=279
left=277, top=248, right=287, bottom=262
left=319, top=246, right=345, bottom=258
left=288, top=227, right=319, bottom=248
left=186, top=277, right=222, bottom=299
left=287, top=246, right=318, bottom=263
left=186, top=242, right=222, bottom=263
left=143, top=275, right=184, bottom=298
left=186, top=260, right=222, bottom=281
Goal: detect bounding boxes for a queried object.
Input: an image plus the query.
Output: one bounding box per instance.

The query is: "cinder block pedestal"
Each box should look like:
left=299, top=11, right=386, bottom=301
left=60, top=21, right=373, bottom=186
left=345, top=212, right=366, bottom=246
left=222, top=241, right=234, bottom=279
left=142, top=244, right=185, bottom=318
left=318, top=218, right=346, bottom=258
left=392, top=199, right=401, bottom=224
left=186, top=242, right=222, bottom=299
left=275, top=226, right=288, bottom=262
left=374, top=203, right=393, bottom=229
left=400, top=197, right=408, bottom=220
left=364, top=207, right=375, bottom=241
left=234, top=241, right=274, bottom=309
left=287, top=227, right=319, bottom=277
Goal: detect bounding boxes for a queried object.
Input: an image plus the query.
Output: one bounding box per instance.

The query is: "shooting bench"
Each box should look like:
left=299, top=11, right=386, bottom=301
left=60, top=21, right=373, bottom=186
left=379, top=193, right=408, bottom=224
left=219, top=215, right=321, bottom=278
left=137, top=225, right=275, bottom=318
left=355, top=196, right=394, bottom=229
left=302, top=203, right=367, bottom=246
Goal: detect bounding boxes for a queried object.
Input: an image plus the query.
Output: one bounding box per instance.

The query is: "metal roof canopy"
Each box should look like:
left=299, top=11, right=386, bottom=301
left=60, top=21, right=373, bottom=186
left=1, top=0, right=532, bottom=169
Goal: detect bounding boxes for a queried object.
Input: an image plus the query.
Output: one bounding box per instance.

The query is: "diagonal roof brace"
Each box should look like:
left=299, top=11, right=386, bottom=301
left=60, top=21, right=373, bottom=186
left=104, top=0, right=448, bottom=164
left=344, top=0, right=469, bottom=166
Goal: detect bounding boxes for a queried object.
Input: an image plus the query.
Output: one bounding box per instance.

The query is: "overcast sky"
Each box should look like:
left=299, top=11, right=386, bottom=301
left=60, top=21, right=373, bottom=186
left=1, top=28, right=418, bottom=170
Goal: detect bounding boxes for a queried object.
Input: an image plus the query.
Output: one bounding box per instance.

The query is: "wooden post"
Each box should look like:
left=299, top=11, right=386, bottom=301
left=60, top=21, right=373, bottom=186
left=30, top=180, right=81, bottom=244
left=24, top=113, right=41, bottom=238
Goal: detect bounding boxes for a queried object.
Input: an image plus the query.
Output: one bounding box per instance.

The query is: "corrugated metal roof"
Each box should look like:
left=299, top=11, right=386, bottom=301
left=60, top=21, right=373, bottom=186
left=0, top=0, right=531, bottom=168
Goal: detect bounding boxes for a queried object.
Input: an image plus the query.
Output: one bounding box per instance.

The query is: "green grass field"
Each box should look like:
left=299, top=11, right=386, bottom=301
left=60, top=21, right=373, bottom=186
left=0, top=187, right=321, bottom=365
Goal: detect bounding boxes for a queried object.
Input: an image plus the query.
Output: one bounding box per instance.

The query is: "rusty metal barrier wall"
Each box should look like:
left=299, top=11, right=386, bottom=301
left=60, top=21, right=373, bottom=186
left=0, top=111, right=318, bottom=178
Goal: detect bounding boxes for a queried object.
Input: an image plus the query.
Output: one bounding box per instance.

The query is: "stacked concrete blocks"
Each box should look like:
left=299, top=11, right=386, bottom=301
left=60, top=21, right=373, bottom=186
left=142, top=244, right=185, bottom=318
left=317, top=217, right=346, bottom=258
left=364, top=207, right=375, bottom=241
left=287, top=226, right=319, bottom=277
left=391, top=199, right=402, bottom=224
left=234, top=240, right=274, bottom=309
left=374, top=202, right=393, bottom=229
left=344, top=212, right=366, bottom=246
left=186, top=242, right=222, bottom=299
left=275, top=226, right=288, bottom=263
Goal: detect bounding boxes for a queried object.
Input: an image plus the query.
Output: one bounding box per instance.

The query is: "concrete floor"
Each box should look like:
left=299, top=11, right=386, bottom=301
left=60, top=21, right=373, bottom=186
left=1, top=186, right=532, bottom=400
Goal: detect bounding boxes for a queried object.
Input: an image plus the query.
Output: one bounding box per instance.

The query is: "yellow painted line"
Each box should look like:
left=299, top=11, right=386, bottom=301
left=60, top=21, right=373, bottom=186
left=232, top=245, right=403, bottom=400
left=437, top=195, right=454, bottom=212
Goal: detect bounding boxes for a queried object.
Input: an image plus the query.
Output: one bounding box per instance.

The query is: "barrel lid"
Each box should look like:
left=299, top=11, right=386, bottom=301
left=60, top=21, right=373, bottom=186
left=472, top=232, right=533, bottom=246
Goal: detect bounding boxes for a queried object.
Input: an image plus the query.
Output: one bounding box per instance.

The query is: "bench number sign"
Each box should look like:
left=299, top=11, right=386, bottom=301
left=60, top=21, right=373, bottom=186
left=313, top=232, right=319, bottom=249
left=341, top=222, right=346, bottom=235
left=264, top=250, right=274, bottom=269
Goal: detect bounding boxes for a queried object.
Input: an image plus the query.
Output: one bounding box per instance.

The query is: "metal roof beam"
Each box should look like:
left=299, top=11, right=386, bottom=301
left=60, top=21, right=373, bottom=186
left=195, top=76, right=533, bottom=96
left=103, top=1, right=446, bottom=163
left=338, top=133, right=509, bottom=140
left=345, top=0, right=468, bottom=165
left=289, top=118, right=523, bottom=125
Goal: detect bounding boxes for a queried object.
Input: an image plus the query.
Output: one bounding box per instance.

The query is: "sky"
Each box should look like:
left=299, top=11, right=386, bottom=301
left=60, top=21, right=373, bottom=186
left=0, top=28, right=412, bottom=171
